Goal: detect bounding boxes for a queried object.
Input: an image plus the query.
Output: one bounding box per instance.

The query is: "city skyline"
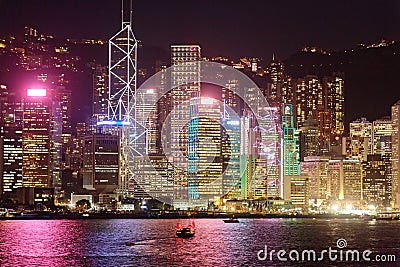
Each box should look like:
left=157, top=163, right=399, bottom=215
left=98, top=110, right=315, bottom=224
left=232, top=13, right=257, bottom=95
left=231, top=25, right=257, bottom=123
left=1, top=3, right=400, bottom=266
left=0, top=0, right=399, bottom=210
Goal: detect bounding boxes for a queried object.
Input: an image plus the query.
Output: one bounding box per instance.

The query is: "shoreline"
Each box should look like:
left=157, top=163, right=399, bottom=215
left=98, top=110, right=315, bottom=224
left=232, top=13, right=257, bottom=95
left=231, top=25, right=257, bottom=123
left=0, top=212, right=375, bottom=220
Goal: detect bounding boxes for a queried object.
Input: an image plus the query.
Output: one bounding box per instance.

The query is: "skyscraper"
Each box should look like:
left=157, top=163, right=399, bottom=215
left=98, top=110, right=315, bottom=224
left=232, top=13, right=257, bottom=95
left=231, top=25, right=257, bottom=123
left=82, top=133, right=119, bottom=193
left=348, top=117, right=373, bottom=161
left=188, top=97, right=222, bottom=202
left=363, top=154, right=391, bottom=206
left=299, top=114, right=320, bottom=161
left=392, top=100, right=400, bottom=207
left=170, top=45, right=201, bottom=206
left=328, top=159, right=362, bottom=201
left=0, top=85, right=23, bottom=197
left=300, top=156, right=329, bottom=204
left=282, top=103, right=300, bottom=176
left=90, top=65, right=108, bottom=132
left=22, top=88, right=51, bottom=188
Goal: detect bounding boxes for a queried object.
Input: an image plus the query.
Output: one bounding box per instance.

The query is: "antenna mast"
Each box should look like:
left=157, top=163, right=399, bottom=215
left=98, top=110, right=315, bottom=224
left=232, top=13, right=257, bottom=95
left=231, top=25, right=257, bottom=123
left=130, top=0, right=133, bottom=27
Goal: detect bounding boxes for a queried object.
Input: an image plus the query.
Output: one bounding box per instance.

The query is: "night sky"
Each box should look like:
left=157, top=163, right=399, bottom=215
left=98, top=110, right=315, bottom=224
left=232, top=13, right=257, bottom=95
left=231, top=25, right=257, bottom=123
left=0, top=0, right=399, bottom=59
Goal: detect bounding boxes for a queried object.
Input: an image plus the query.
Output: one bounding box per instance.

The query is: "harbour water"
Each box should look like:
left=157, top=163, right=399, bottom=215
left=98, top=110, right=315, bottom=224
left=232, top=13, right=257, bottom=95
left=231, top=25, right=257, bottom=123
left=0, top=218, right=399, bottom=266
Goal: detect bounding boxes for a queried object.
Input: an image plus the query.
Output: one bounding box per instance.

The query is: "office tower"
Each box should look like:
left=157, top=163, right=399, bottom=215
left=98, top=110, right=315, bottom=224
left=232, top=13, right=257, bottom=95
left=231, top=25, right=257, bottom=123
left=264, top=106, right=282, bottom=198
left=283, top=175, right=309, bottom=209
left=188, top=97, right=222, bottom=203
left=222, top=79, right=241, bottom=115
left=268, top=55, right=284, bottom=102
left=240, top=110, right=257, bottom=200
left=0, top=85, right=23, bottom=197
left=328, top=159, right=362, bottom=201
left=392, top=100, right=400, bottom=207
left=33, top=73, right=72, bottom=191
left=348, top=118, right=373, bottom=161
left=22, top=88, right=51, bottom=188
left=363, top=154, right=391, bottom=207
left=282, top=103, right=300, bottom=176
left=107, top=22, right=137, bottom=123
left=170, top=45, right=201, bottom=205
left=155, top=60, right=168, bottom=154
left=299, top=114, right=320, bottom=161
left=221, top=117, right=241, bottom=199
left=82, top=133, right=119, bottom=193
left=100, top=3, right=141, bottom=197
left=51, top=75, right=72, bottom=191
left=372, top=118, right=392, bottom=155
left=90, top=65, right=108, bottom=132
left=300, top=156, right=329, bottom=204
left=136, top=88, right=158, bottom=155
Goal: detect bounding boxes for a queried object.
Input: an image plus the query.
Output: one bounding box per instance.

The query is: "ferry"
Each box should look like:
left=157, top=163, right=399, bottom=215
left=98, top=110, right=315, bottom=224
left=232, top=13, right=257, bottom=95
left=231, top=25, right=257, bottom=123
left=176, top=219, right=196, bottom=238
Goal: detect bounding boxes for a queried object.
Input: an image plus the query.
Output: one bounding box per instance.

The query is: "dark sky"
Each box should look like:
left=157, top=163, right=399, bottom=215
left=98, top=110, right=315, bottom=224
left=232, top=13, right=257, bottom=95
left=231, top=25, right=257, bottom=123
left=0, top=0, right=399, bottom=59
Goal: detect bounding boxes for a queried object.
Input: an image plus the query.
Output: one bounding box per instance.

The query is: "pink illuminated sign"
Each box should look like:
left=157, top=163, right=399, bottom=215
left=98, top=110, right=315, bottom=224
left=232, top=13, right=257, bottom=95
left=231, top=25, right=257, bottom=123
left=27, top=88, right=47, bottom=97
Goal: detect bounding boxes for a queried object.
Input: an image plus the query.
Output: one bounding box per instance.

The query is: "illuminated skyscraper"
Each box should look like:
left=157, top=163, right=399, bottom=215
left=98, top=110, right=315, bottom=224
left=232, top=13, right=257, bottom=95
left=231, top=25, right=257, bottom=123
left=373, top=118, right=392, bottom=155
left=348, top=117, right=372, bottom=161
left=328, top=159, right=362, bottom=201
left=0, top=85, right=23, bottom=197
left=300, top=156, right=329, bottom=203
left=170, top=45, right=201, bottom=204
left=221, top=117, right=241, bottom=199
left=222, top=79, right=241, bottom=114
left=188, top=97, right=222, bottom=203
left=22, top=88, right=51, bottom=188
left=282, top=103, right=300, bottom=176
left=268, top=55, right=284, bottom=102
left=107, top=18, right=137, bottom=123
left=363, top=154, right=391, bottom=206
left=90, top=65, right=108, bottom=132
left=99, top=1, right=143, bottom=197
left=240, top=110, right=257, bottom=200
left=299, top=114, right=320, bottom=161
left=82, top=133, right=119, bottom=193
left=325, top=73, right=345, bottom=141
left=295, top=75, right=323, bottom=127
left=392, top=100, right=400, bottom=207
left=294, top=73, right=344, bottom=147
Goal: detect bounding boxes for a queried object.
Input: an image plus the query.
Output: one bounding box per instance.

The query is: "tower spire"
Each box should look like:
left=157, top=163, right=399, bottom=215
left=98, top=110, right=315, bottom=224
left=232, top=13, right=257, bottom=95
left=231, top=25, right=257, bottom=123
left=130, top=0, right=133, bottom=27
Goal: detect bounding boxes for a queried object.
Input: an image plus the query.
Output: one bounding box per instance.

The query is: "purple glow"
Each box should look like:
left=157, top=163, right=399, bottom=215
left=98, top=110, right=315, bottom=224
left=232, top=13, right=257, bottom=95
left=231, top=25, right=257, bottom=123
left=27, top=88, right=47, bottom=97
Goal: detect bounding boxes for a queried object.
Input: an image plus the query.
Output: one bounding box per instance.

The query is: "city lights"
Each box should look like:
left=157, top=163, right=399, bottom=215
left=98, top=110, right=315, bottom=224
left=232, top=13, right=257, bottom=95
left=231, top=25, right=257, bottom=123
left=27, top=88, right=46, bottom=97
left=0, top=2, right=399, bottom=267
left=200, top=97, right=214, bottom=105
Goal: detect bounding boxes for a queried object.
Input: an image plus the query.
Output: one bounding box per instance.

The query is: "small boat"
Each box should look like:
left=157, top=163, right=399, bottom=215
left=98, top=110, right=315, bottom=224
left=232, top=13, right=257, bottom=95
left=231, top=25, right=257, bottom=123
left=223, top=216, right=239, bottom=223
left=176, top=220, right=196, bottom=238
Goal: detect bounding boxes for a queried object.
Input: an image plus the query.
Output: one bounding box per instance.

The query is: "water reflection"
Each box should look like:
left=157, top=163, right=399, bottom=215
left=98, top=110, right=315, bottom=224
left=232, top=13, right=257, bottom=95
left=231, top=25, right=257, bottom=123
left=0, top=219, right=399, bottom=266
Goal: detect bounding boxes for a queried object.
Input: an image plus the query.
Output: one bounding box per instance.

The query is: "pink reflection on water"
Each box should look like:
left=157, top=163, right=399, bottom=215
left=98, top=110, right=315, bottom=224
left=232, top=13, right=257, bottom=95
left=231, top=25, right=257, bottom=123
left=0, top=220, right=87, bottom=266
